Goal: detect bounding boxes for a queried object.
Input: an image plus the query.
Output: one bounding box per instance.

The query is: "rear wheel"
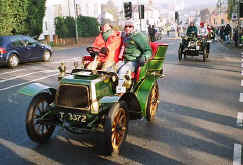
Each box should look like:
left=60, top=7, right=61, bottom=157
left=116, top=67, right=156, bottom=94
left=8, top=54, right=19, bottom=68
left=178, top=45, right=183, bottom=61
left=203, top=49, right=207, bottom=62
left=26, top=93, right=56, bottom=144
left=146, top=81, right=159, bottom=121
left=104, top=101, right=128, bottom=155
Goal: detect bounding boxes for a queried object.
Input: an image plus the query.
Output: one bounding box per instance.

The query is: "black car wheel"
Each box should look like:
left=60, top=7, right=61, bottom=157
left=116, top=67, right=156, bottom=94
left=146, top=81, right=159, bottom=122
left=8, top=54, right=19, bottom=68
left=203, top=49, right=207, bottom=62
left=104, top=101, right=128, bottom=155
left=43, top=50, right=51, bottom=62
left=26, top=93, right=56, bottom=144
left=178, top=44, right=183, bottom=61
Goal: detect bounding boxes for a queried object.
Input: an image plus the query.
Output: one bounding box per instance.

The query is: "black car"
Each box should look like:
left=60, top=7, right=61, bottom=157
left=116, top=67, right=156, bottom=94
left=0, top=35, right=53, bottom=68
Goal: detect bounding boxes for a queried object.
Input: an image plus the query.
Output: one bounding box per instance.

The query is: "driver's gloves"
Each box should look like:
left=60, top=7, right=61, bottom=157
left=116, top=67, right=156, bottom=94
left=138, top=56, right=147, bottom=66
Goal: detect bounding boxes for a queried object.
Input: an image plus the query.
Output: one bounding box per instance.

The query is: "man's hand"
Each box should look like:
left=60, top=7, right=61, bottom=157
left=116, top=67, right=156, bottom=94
left=100, top=47, right=109, bottom=55
left=138, top=56, right=147, bottom=66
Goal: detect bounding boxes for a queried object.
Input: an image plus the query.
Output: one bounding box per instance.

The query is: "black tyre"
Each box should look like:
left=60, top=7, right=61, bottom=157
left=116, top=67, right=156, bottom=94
left=26, top=93, right=56, bottom=144
left=8, top=54, right=19, bottom=68
left=178, top=45, right=183, bottom=61
left=104, top=101, right=128, bottom=155
left=146, top=81, right=159, bottom=122
left=43, top=50, right=51, bottom=62
left=203, top=49, right=207, bottom=62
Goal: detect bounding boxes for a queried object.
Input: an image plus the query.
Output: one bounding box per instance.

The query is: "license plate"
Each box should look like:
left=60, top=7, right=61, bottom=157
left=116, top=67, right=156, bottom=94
left=59, top=112, right=87, bottom=122
left=116, top=86, right=126, bottom=93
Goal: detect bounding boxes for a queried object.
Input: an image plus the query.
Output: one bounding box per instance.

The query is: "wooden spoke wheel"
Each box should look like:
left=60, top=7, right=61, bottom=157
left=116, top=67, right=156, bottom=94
left=104, top=101, right=128, bottom=155
left=146, top=81, right=159, bottom=121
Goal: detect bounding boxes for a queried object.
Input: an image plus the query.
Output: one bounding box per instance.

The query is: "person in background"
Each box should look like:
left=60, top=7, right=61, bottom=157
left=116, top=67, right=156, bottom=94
left=87, top=22, right=122, bottom=71
left=186, top=22, right=197, bottom=37
left=151, top=25, right=156, bottom=41
left=148, top=24, right=153, bottom=42
left=224, top=24, right=232, bottom=41
left=198, top=22, right=210, bottom=54
left=198, top=22, right=208, bottom=37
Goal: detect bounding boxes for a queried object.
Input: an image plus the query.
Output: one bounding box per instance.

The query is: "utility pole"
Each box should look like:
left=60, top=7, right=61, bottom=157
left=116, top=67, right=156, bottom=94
left=74, top=0, right=78, bottom=43
left=68, top=0, right=71, bottom=16
left=137, top=0, right=142, bottom=31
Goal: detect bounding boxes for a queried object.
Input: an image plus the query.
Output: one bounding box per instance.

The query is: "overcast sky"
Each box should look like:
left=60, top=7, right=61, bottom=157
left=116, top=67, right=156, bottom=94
left=103, top=0, right=218, bottom=9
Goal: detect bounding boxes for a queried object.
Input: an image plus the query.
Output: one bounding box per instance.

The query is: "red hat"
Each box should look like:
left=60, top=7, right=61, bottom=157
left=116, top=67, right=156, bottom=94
left=200, top=22, right=204, bottom=26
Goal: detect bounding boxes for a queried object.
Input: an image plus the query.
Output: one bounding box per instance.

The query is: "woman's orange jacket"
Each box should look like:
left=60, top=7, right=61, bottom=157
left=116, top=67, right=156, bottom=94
left=92, top=31, right=122, bottom=63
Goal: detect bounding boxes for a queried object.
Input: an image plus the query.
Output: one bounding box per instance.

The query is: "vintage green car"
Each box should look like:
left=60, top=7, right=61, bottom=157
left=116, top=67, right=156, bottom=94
left=18, top=42, right=168, bottom=155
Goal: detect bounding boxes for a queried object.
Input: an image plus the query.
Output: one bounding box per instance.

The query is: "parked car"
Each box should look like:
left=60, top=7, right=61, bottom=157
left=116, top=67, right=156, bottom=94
left=0, top=35, right=53, bottom=68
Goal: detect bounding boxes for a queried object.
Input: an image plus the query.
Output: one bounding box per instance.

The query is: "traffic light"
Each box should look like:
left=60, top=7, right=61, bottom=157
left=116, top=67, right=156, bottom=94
left=240, top=2, right=243, bottom=18
left=124, top=2, right=132, bottom=18
left=175, top=11, right=179, bottom=21
left=139, top=5, right=144, bottom=19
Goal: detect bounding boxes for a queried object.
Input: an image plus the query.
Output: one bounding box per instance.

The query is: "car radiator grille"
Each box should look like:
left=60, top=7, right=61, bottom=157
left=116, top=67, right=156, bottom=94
left=56, top=85, right=89, bottom=109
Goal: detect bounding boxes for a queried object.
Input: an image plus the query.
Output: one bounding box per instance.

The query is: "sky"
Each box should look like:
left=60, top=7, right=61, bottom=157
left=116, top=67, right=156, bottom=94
left=47, top=0, right=219, bottom=10
left=103, top=0, right=218, bottom=9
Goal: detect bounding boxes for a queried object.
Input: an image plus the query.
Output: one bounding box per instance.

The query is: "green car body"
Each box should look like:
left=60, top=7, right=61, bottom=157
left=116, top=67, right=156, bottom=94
left=18, top=41, right=168, bottom=154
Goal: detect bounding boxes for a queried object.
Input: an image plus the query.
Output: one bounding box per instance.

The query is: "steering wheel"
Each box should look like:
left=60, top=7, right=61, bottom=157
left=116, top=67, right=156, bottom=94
left=86, top=47, right=101, bottom=54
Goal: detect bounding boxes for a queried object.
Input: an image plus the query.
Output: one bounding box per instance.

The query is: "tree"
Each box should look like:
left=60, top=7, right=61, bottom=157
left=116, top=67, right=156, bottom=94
left=101, top=0, right=119, bottom=25
left=0, top=0, right=46, bottom=37
left=0, top=0, right=29, bottom=35
left=25, top=0, right=47, bottom=37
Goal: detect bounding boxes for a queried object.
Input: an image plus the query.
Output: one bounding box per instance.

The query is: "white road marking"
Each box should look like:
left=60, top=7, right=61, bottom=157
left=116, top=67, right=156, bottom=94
left=0, top=70, right=57, bottom=83
left=233, top=144, right=242, bottom=165
left=240, top=93, right=243, bottom=102
left=0, top=73, right=58, bottom=91
left=50, top=57, right=82, bottom=64
left=0, top=69, right=25, bottom=76
left=241, top=63, right=243, bottom=68
left=236, top=112, right=243, bottom=127
left=241, top=70, right=243, bottom=75
left=241, top=80, right=243, bottom=86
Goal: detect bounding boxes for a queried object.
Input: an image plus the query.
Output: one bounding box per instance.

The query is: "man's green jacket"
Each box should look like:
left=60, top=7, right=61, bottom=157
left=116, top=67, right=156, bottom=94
left=123, top=32, right=152, bottom=61
left=186, top=26, right=198, bottom=36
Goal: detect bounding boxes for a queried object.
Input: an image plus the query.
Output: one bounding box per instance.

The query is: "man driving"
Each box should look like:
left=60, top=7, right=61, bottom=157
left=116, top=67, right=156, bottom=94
left=186, top=22, right=198, bottom=36
left=87, top=22, right=122, bottom=71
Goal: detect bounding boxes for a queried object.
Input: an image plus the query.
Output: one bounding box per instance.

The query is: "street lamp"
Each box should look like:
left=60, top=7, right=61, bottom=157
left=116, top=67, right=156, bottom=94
left=74, top=0, right=78, bottom=43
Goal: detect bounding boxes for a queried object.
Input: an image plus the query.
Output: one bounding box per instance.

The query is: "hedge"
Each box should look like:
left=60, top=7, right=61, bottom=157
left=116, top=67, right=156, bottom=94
left=55, top=16, right=99, bottom=38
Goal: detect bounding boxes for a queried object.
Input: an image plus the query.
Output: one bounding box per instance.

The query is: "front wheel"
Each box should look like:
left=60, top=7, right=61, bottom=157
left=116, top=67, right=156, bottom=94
left=26, top=93, right=56, bottom=144
left=146, top=81, right=159, bottom=121
left=104, top=101, right=128, bottom=155
left=43, top=50, right=51, bottom=62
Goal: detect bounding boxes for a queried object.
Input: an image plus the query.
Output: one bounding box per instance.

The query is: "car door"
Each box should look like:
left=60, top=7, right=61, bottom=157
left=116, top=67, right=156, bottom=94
left=9, top=36, right=32, bottom=61
left=25, top=36, right=45, bottom=60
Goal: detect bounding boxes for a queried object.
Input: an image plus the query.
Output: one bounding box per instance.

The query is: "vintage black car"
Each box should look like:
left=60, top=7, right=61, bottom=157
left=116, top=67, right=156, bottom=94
left=178, top=32, right=210, bottom=62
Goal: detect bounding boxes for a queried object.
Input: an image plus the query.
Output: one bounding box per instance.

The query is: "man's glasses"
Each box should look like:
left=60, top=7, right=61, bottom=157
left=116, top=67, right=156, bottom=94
left=125, top=25, right=133, bottom=28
